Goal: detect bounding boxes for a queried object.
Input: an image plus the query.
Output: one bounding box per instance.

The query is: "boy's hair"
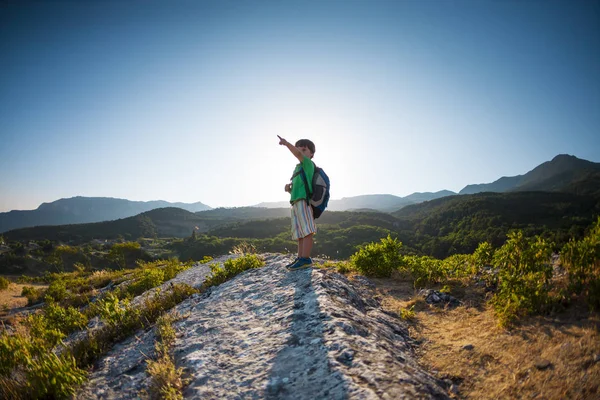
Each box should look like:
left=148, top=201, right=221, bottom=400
left=295, top=139, right=315, bottom=156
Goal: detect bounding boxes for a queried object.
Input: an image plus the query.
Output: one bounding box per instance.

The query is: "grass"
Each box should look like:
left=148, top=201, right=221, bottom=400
left=145, top=313, right=186, bottom=400
left=371, top=273, right=600, bottom=400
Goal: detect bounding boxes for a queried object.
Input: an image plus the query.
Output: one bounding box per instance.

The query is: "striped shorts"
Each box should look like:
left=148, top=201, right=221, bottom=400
left=291, top=199, right=317, bottom=240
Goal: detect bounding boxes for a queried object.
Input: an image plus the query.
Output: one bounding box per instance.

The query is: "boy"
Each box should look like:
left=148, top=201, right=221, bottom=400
left=277, top=135, right=317, bottom=270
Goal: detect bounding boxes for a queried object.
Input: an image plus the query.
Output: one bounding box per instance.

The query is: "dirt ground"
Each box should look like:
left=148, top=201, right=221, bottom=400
left=367, top=273, right=600, bottom=400
left=0, top=279, right=47, bottom=318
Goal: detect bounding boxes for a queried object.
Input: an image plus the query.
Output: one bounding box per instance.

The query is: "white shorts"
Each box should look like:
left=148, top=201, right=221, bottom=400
left=291, top=200, right=317, bottom=240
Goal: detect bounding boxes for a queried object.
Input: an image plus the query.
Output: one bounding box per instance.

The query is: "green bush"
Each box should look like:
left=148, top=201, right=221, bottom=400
left=561, top=217, right=600, bottom=310
left=441, top=253, right=475, bottom=279
left=403, top=255, right=446, bottom=286
left=127, top=269, right=165, bottom=297
left=204, top=255, right=264, bottom=287
left=25, top=352, right=87, bottom=399
left=43, top=302, right=88, bottom=335
left=25, top=313, right=66, bottom=349
left=472, top=241, right=494, bottom=268
left=0, top=276, right=10, bottom=291
left=0, top=333, right=30, bottom=376
left=491, top=231, right=553, bottom=327
left=108, top=241, right=150, bottom=269
left=21, top=286, right=45, bottom=306
left=350, top=235, right=403, bottom=278
left=93, top=293, right=137, bottom=327
left=46, top=279, right=68, bottom=302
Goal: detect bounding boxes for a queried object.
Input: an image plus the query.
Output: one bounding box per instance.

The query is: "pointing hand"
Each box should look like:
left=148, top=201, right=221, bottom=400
left=277, top=135, right=286, bottom=145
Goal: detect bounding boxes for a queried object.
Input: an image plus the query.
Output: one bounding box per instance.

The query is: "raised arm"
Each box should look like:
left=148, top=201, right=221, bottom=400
left=277, top=135, right=304, bottom=163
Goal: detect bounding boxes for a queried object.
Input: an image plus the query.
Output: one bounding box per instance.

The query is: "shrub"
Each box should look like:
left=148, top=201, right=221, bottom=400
left=25, top=313, right=66, bottom=349
left=204, top=255, right=264, bottom=287
left=43, top=302, right=88, bottom=335
left=46, top=279, right=68, bottom=302
left=21, top=286, right=45, bottom=306
left=491, top=231, right=553, bottom=327
left=350, top=235, right=403, bottom=278
left=0, top=277, right=10, bottom=291
left=108, top=241, right=149, bottom=269
left=93, top=293, right=137, bottom=327
left=127, top=269, right=165, bottom=297
left=146, top=313, right=186, bottom=400
left=325, top=260, right=354, bottom=274
left=441, top=254, right=475, bottom=279
left=199, top=256, right=213, bottom=264
left=399, top=305, right=416, bottom=320
left=0, top=333, right=30, bottom=376
left=231, top=241, right=257, bottom=255
left=403, top=255, right=446, bottom=286
left=561, top=217, right=600, bottom=310
left=25, top=352, right=87, bottom=399
left=472, top=241, right=494, bottom=268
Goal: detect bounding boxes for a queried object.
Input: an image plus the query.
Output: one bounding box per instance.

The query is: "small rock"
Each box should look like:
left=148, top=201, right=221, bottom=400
left=593, top=354, right=600, bottom=363
left=335, top=350, right=355, bottom=366
left=462, top=344, right=474, bottom=351
left=266, top=377, right=284, bottom=395
left=534, top=359, right=552, bottom=370
left=450, top=384, right=459, bottom=395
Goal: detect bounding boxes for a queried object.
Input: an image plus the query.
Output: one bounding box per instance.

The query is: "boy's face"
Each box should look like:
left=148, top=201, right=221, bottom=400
left=297, top=145, right=313, bottom=159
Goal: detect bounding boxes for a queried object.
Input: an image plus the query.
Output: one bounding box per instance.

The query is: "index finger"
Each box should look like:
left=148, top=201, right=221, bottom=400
left=277, top=135, right=282, bottom=140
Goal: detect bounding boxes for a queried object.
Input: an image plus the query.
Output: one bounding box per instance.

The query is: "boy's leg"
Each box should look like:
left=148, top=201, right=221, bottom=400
left=288, top=200, right=316, bottom=270
left=299, top=234, right=314, bottom=258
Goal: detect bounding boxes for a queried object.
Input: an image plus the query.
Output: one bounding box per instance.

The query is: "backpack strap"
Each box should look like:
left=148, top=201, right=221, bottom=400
left=291, top=166, right=313, bottom=200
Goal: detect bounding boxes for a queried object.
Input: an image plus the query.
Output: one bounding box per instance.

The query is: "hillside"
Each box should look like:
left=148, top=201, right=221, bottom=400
left=0, top=197, right=212, bottom=233
left=460, top=154, right=600, bottom=194
left=2, top=207, right=292, bottom=244
left=2, top=208, right=205, bottom=243
left=392, top=191, right=600, bottom=257
left=5, top=190, right=599, bottom=261
left=256, top=192, right=456, bottom=213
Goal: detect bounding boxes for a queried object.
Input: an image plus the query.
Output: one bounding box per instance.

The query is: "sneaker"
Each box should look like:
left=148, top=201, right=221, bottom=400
left=285, top=257, right=299, bottom=268
left=287, top=257, right=313, bottom=271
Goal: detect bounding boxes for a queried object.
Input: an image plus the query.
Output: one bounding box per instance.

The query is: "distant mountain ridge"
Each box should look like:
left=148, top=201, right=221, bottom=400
left=2, top=154, right=598, bottom=234
left=459, top=154, right=600, bottom=195
left=255, top=190, right=456, bottom=213
left=0, top=197, right=212, bottom=233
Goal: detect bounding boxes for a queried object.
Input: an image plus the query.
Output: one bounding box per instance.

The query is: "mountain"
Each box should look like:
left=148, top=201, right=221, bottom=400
left=392, top=191, right=600, bottom=258
left=256, top=191, right=457, bottom=213
left=0, top=197, right=212, bottom=233
left=2, top=207, right=294, bottom=243
left=459, top=154, right=600, bottom=195
left=402, top=190, right=457, bottom=203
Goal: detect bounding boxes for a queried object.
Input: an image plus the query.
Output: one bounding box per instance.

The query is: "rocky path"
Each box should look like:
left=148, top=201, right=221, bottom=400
left=77, top=254, right=449, bottom=399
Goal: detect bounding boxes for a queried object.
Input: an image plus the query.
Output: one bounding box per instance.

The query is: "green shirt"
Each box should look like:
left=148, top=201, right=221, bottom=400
left=290, top=156, right=315, bottom=204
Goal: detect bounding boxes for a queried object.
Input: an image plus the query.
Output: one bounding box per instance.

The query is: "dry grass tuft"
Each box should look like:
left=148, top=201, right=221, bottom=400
left=375, top=276, right=600, bottom=400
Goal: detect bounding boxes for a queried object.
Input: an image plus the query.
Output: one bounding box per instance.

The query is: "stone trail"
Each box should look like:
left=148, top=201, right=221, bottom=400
left=76, top=254, right=450, bottom=399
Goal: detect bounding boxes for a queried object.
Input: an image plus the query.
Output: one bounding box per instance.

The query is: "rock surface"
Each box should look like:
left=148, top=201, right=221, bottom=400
left=77, top=253, right=450, bottom=399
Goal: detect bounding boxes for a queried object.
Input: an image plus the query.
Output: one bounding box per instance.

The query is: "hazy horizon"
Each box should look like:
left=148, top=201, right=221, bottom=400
left=2, top=0, right=599, bottom=212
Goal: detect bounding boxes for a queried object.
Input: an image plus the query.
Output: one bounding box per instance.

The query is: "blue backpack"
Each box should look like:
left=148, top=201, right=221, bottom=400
left=293, top=165, right=331, bottom=218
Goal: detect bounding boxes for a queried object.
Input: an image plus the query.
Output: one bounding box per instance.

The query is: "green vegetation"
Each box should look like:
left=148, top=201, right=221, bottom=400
left=560, top=216, right=600, bottom=310
left=145, top=313, right=186, bottom=400
left=204, top=255, right=265, bottom=287
left=490, top=232, right=554, bottom=327
left=0, top=252, right=267, bottom=399
left=338, top=217, right=600, bottom=328
left=0, top=276, right=9, bottom=290
left=350, top=235, right=403, bottom=277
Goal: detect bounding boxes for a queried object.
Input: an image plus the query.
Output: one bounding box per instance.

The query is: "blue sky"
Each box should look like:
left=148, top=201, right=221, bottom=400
left=1, top=0, right=599, bottom=212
